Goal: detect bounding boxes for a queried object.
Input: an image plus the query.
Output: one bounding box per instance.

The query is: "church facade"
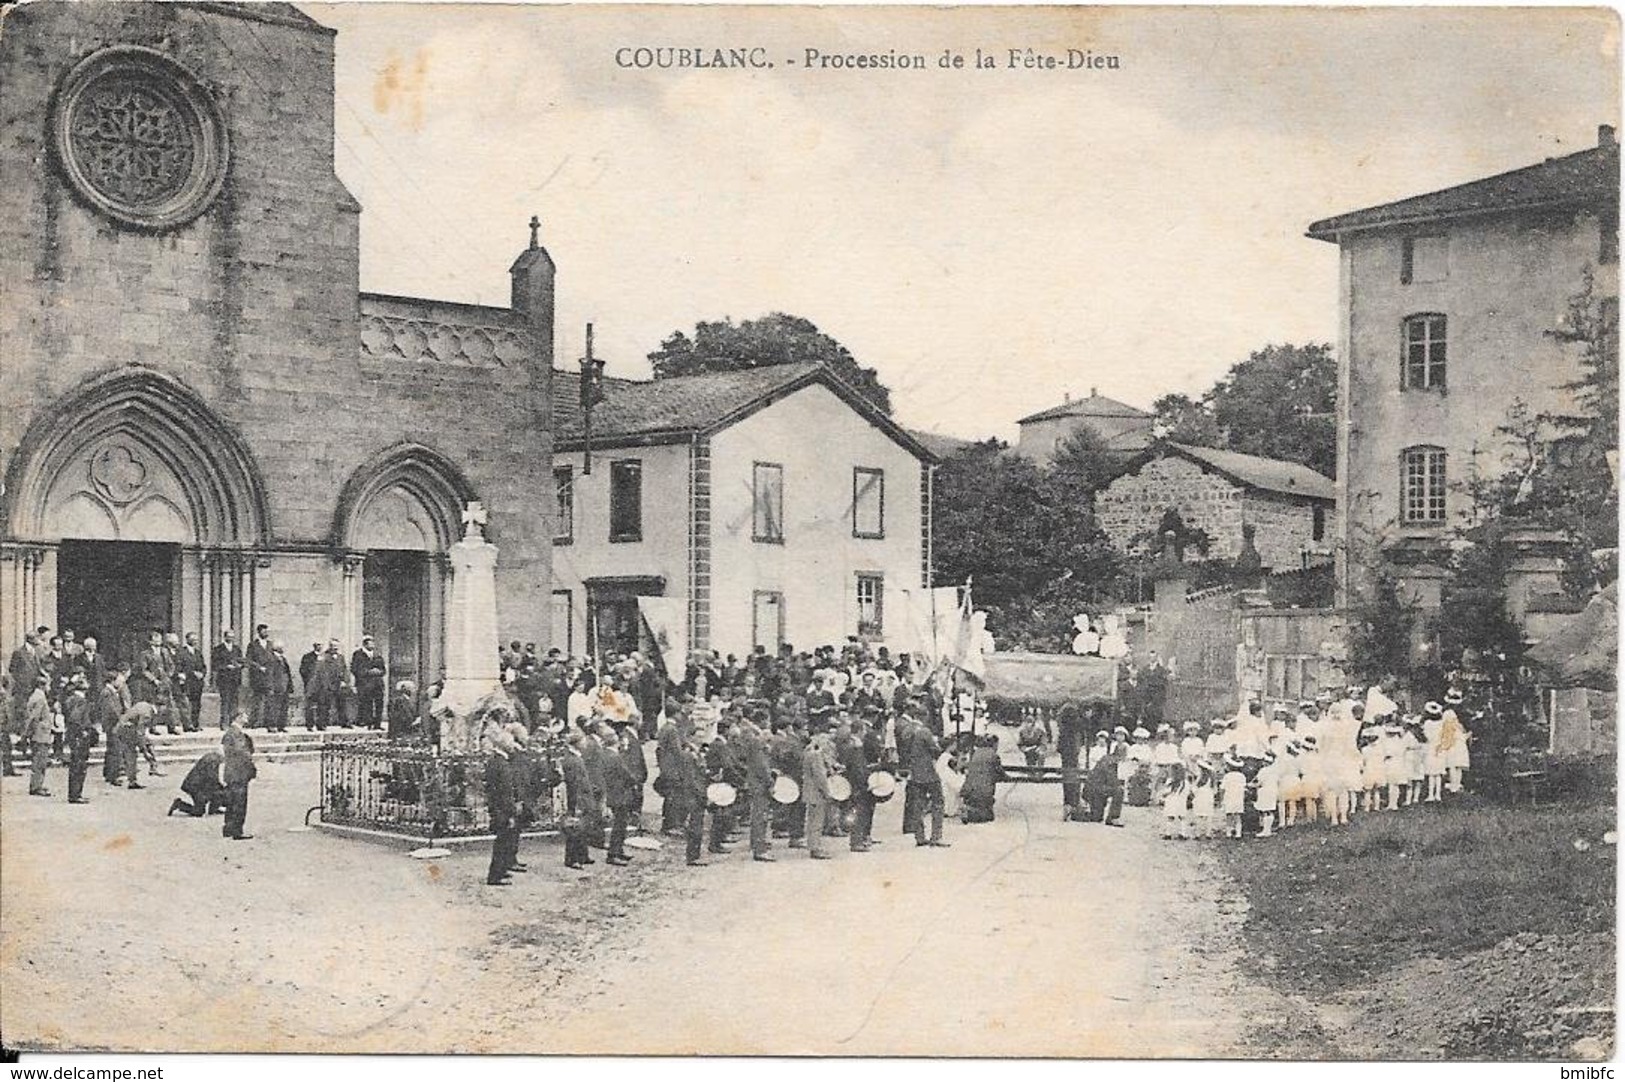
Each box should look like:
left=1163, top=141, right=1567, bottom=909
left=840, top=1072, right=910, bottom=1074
left=0, top=2, right=555, bottom=685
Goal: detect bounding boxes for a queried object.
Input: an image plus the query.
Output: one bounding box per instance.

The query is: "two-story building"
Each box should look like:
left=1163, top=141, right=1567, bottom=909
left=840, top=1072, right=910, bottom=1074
left=1015, top=388, right=1154, bottom=465
left=549, top=362, right=937, bottom=661
left=1308, top=127, right=1619, bottom=616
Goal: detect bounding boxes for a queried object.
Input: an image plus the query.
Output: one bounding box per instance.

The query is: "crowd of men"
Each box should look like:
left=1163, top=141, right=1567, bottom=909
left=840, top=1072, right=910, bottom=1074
left=473, top=642, right=966, bottom=885
left=2, top=624, right=258, bottom=837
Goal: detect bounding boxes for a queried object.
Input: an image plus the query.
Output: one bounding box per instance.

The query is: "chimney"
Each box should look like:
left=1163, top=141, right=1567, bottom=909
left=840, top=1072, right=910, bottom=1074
left=1090, top=386, right=1098, bottom=397
left=1601, top=124, right=1617, bottom=148
left=1063, top=391, right=1071, bottom=403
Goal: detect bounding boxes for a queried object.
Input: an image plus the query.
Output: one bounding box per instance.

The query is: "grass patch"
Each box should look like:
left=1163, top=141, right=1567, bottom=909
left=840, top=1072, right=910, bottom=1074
left=1214, top=795, right=1616, bottom=993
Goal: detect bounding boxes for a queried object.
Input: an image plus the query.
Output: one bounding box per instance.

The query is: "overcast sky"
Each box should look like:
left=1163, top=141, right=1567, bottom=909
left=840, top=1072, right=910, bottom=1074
left=307, top=4, right=1619, bottom=441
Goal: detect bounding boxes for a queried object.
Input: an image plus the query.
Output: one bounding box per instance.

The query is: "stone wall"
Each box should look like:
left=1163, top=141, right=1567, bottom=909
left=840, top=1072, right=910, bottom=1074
left=1095, top=455, right=1328, bottom=571
left=1095, top=456, right=1245, bottom=559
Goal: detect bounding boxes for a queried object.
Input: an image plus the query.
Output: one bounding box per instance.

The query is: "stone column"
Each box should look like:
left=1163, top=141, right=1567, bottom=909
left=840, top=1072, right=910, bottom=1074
left=340, top=553, right=365, bottom=646
left=439, top=535, right=500, bottom=718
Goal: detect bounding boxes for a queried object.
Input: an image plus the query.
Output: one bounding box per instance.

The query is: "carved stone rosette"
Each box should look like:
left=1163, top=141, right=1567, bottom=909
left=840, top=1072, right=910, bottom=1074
left=51, top=46, right=229, bottom=231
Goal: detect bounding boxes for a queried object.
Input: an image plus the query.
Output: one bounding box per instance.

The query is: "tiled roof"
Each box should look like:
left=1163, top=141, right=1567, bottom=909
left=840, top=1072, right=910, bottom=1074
left=907, top=429, right=980, bottom=459
left=1017, top=392, right=1149, bottom=426
left=1308, top=142, right=1618, bottom=239
left=1164, top=443, right=1336, bottom=501
left=553, top=362, right=935, bottom=461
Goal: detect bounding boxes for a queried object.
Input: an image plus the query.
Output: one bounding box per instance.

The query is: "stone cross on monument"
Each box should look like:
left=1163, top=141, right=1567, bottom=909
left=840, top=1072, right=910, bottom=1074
left=461, top=500, right=488, bottom=539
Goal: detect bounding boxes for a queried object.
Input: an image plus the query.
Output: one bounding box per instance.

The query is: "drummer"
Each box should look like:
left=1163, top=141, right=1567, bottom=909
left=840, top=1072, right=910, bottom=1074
left=839, top=714, right=877, bottom=852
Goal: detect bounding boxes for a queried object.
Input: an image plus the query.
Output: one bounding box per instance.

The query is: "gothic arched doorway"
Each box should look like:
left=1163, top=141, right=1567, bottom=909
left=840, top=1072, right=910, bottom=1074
left=2, top=368, right=270, bottom=664
left=334, top=444, right=475, bottom=689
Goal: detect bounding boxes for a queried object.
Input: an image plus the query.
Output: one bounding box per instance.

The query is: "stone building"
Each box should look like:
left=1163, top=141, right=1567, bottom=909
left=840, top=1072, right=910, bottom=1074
left=549, top=363, right=935, bottom=659
left=1014, top=388, right=1153, bottom=465
left=1308, top=128, right=1619, bottom=615
left=0, top=2, right=555, bottom=684
left=1093, top=442, right=1335, bottom=571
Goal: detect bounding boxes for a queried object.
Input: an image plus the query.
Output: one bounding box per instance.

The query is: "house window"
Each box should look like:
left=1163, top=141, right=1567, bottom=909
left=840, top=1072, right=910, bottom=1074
left=1401, top=314, right=1447, bottom=390
left=1264, top=654, right=1320, bottom=701
left=609, top=459, right=642, bottom=542
left=752, top=462, right=784, bottom=543
left=1312, top=504, right=1327, bottom=542
left=1401, top=446, right=1447, bottom=525
left=553, top=465, right=573, bottom=544
left=856, top=573, right=884, bottom=638
left=1401, top=236, right=1448, bottom=285
left=852, top=467, right=885, bottom=539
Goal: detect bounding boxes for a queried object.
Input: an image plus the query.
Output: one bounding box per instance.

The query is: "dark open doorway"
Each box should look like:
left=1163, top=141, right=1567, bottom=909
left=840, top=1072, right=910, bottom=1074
left=363, top=549, right=428, bottom=689
left=57, top=540, right=180, bottom=666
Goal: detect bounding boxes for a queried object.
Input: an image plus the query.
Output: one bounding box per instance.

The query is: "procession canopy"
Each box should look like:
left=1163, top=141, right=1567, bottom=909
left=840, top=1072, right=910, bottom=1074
left=980, top=651, right=1117, bottom=708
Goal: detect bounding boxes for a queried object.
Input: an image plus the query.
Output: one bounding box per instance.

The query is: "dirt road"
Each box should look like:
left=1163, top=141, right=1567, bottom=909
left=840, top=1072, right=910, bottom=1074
left=1, top=757, right=1301, bottom=1055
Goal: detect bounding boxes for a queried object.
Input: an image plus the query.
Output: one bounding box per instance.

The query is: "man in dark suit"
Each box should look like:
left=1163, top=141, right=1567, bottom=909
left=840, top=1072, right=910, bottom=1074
left=310, top=642, right=346, bottom=731
left=211, top=629, right=244, bottom=728
left=906, top=709, right=949, bottom=848
left=244, top=624, right=274, bottom=729
left=601, top=723, right=638, bottom=866
left=221, top=714, right=257, bottom=840
left=769, top=719, right=807, bottom=847
left=840, top=716, right=877, bottom=852
left=97, top=665, right=128, bottom=784
left=131, top=630, right=175, bottom=733
left=559, top=731, right=594, bottom=869
left=263, top=641, right=294, bottom=732
left=739, top=717, right=776, bottom=862
left=617, top=720, right=648, bottom=828
left=654, top=711, right=685, bottom=835
left=675, top=735, right=710, bottom=867
left=168, top=750, right=227, bottom=818
left=7, top=631, right=42, bottom=726
left=580, top=725, right=610, bottom=851
left=177, top=633, right=207, bottom=732
left=484, top=729, right=520, bottom=886
left=61, top=674, right=96, bottom=804
left=298, top=642, right=322, bottom=728
left=73, top=636, right=107, bottom=700
left=350, top=635, right=387, bottom=730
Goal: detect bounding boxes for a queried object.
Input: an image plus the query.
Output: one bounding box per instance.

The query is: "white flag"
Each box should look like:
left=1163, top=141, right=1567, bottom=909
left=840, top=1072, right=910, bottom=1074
left=637, top=596, right=689, bottom=680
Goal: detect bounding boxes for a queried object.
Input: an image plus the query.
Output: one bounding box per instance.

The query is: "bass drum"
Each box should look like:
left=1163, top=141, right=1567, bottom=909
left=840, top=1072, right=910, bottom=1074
left=771, top=775, right=801, bottom=805
left=706, top=781, right=738, bottom=808
left=866, top=770, right=898, bottom=802
left=827, top=775, right=853, bottom=802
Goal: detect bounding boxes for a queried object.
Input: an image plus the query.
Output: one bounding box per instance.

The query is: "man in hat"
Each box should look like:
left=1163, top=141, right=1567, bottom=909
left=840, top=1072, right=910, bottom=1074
left=580, top=723, right=611, bottom=851
left=654, top=709, right=686, bottom=836
left=906, top=709, right=949, bottom=847
left=24, top=672, right=54, bottom=796
left=801, top=730, right=836, bottom=860
left=176, top=632, right=207, bottom=733
left=309, top=641, right=346, bottom=731
left=212, top=628, right=245, bottom=728
left=559, top=730, right=595, bottom=870
left=484, top=726, right=521, bottom=885
left=221, top=713, right=257, bottom=840
left=739, top=716, right=777, bottom=861
left=263, top=641, right=294, bottom=733
left=841, top=713, right=880, bottom=851
left=600, top=722, right=639, bottom=867
left=770, top=718, right=807, bottom=847
left=351, top=635, right=388, bottom=730
left=61, top=673, right=96, bottom=804
left=675, top=734, right=712, bottom=866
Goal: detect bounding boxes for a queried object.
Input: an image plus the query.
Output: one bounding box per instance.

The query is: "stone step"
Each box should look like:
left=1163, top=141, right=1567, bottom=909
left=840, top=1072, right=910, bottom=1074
left=68, top=727, right=383, bottom=767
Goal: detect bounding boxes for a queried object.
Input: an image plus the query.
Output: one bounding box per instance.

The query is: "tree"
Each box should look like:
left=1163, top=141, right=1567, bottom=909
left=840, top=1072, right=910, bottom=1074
left=1152, top=392, right=1221, bottom=446
left=930, top=439, right=1122, bottom=651
left=1206, top=343, right=1337, bottom=477
left=1048, top=426, right=1131, bottom=496
left=1151, top=344, right=1338, bottom=477
left=648, top=313, right=893, bottom=415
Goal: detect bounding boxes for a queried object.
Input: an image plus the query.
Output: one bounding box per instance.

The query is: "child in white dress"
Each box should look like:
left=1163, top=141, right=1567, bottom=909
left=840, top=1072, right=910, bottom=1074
left=1191, top=760, right=1219, bottom=838
left=1296, top=733, right=1324, bottom=825
left=1254, top=751, right=1279, bottom=837
left=1277, top=742, right=1302, bottom=828
left=1359, top=726, right=1384, bottom=812
left=1402, top=720, right=1426, bottom=807
left=1422, top=702, right=1446, bottom=803
left=1161, top=762, right=1188, bottom=839
left=1381, top=724, right=1405, bottom=811
left=1221, top=755, right=1247, bottom=838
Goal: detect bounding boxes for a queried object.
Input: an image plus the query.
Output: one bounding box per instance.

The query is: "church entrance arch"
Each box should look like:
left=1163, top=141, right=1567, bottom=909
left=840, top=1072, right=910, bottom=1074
left=335, top=444, right=475, bottom=691
left=2, top=368, right=269, bottom=664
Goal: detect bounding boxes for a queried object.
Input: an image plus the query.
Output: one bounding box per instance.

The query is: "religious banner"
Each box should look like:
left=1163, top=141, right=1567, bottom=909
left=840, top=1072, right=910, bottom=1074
left=636, top=595, right=688, bottom=680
